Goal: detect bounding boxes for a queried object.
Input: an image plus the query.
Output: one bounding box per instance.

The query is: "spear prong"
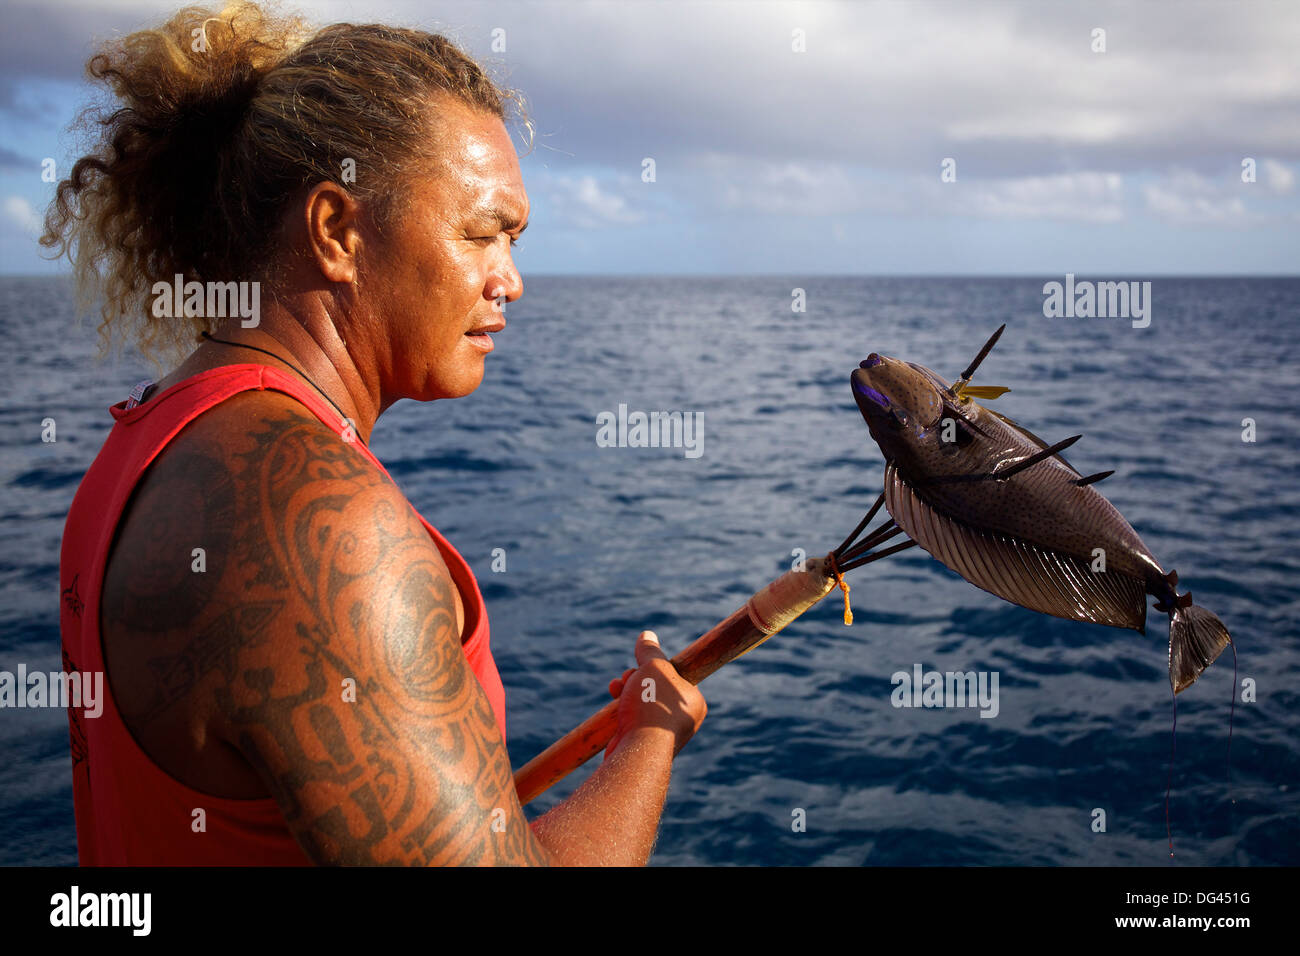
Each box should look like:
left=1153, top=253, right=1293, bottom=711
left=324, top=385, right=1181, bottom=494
left=950, top=323, right=1007, bottom=396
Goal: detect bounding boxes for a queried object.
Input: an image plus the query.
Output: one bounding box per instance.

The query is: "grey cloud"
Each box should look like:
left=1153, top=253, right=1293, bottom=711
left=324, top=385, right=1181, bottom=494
left=0, top=1, right=160, bottom=116
left=0, top=146, right=38, bottom=170
left=14, top=0, right=1300, bottom=181
left=429, top=0, right=1300, bottom=177
left=0, top=2, right=168, bottom=81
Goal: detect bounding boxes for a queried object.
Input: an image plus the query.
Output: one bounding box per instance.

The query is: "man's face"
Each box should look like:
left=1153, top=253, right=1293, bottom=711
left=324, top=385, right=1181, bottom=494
left=365, top=100, right=529, bottom=404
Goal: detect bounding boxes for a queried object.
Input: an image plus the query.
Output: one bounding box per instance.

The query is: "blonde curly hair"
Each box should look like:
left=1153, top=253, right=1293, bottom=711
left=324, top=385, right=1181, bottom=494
left=41, top=2, right=531, bottom=365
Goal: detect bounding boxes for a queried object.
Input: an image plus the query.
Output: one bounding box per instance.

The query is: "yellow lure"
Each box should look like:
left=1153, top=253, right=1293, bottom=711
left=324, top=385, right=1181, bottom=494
left=957, top=384, right=1011, bottom=401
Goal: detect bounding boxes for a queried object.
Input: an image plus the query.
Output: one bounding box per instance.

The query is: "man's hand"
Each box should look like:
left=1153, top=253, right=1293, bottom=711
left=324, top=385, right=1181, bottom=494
left=605, top=631, right=706, bottom=759
left=527, top=630, right=706, bottom=863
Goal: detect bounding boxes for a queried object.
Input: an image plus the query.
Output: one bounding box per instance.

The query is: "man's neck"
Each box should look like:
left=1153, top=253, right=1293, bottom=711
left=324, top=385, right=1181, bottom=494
left=170, top=296, right=383, bottom=445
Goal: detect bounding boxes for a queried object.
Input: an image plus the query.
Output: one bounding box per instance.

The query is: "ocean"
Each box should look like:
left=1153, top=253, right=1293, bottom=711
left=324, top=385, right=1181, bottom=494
left=2, top=274, right=1297, bottom=866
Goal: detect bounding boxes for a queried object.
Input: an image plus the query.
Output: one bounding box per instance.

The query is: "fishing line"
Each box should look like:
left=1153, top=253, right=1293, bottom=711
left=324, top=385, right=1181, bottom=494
left=1166, top=686, right=1177, bottom=859
left=1227, top=638, right=1237, bottom=803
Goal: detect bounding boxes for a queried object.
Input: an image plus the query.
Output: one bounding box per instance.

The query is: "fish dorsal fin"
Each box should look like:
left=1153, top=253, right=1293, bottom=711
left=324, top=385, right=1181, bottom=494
left=985, top=409, right=1082, bottom=476
left=884, top=463, right=1146, bottom=630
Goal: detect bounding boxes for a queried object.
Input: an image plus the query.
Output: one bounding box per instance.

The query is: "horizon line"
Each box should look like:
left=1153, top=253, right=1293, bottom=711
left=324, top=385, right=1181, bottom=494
left=2, top=271, right=1297, bottom=281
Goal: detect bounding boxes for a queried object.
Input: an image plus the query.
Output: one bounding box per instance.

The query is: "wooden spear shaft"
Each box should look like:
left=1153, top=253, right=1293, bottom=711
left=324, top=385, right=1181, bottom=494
left=513, top=555, right=838, bottom=805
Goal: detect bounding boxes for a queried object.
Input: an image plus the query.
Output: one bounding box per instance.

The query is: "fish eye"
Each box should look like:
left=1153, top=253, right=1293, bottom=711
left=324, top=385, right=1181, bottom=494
left=939, top=402, right=976, bottom=446
left=916, top=365, right=951, bottom=391
left=905, top=362, right=955, bottom=397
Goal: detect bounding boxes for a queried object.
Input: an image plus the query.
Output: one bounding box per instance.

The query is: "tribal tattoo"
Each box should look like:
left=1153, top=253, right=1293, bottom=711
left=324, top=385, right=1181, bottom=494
left=102, top=393, right=549, bottom=865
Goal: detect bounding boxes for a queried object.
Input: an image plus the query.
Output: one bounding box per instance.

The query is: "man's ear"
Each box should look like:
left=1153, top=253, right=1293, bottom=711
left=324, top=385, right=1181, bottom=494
left=303, top=181, right=364, bottom=284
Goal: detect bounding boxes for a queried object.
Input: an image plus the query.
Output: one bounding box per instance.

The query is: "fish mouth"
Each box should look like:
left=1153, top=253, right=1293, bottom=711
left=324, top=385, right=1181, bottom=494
left=853, top=354, right=897, bottom=414
left=851, top=368, right=897, bottom=429
left=853, top=379, right=891, bottom=410
left=852, top=354, right=945, bottom=431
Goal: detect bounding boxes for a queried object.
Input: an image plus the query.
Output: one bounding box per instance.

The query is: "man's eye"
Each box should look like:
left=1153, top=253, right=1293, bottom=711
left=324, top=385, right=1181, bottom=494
left=473, top=235, right=519, bottom=248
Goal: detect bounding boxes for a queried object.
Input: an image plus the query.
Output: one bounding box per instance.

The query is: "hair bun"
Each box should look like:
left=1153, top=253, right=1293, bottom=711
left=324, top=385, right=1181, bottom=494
left=86, top=3, right=301, bottom=138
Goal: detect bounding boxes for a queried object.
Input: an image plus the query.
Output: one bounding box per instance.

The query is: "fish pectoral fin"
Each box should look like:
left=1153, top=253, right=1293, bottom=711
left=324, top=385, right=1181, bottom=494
left=884, top=463, right=1147, bottom=629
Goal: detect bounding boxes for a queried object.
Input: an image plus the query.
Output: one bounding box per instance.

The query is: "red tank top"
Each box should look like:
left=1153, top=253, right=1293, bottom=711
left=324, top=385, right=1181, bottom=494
left=59, top=363, right=506, bottom=865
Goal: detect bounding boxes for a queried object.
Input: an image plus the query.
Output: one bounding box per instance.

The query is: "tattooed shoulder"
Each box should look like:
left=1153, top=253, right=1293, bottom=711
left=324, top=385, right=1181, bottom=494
left=104, top=390, right=550, bottom=864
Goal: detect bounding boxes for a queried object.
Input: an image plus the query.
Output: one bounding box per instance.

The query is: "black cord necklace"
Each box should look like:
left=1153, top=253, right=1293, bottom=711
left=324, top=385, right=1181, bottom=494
left=200, top=330, right=363, bottom=444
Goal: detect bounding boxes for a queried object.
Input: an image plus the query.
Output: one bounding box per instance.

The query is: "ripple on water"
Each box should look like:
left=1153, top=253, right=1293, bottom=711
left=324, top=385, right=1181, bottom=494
left=4, top=276, right=1298, bottom=865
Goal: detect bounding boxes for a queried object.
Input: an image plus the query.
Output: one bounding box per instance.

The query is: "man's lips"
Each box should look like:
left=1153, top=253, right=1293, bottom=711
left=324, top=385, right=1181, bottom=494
left=465, top=318, right=504, bottom=352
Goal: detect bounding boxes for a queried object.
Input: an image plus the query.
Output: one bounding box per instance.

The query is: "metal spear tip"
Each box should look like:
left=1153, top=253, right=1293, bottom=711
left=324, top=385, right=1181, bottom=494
left=959, top=324, right=1007, bottom=383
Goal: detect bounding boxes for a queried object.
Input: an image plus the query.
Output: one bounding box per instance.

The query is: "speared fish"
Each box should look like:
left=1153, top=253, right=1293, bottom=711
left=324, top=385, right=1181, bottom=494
left=514, top=328, right=1236, bottom=813
left=841, top=325, right=1233, bottom=694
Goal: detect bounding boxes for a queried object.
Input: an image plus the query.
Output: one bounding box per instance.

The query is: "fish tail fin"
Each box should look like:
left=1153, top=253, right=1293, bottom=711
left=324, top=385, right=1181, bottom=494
left=1168, top=597, right=1232, bottom=694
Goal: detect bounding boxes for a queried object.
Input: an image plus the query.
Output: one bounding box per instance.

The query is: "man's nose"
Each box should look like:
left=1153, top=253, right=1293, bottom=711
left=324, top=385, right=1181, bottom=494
left=488, top=255, right=524, bottom=304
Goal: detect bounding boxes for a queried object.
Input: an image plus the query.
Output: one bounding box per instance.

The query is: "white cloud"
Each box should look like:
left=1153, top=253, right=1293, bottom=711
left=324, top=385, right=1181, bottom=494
left=686, top=158, right=1124, bottom=223
left=945, top=111, right=1139, bottom=146
left=1142, top=170, right=1251, bottom=225
left=700, top=157, right=883, bottom=217
left=3, top=195, right=42, bottom=236
left=541, top=173, right=645, bottom=229
left=1262, top=158, right=1296, bottom=194
left=948, top=172, right=1125, bottom=223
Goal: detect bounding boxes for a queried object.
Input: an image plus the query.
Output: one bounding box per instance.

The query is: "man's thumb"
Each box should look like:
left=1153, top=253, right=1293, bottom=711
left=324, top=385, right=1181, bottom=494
left=634, top=629, right=666, bottom=666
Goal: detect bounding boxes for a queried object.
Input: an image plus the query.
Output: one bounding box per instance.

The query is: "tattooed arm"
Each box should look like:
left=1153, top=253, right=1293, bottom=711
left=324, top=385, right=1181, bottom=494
left=191, top=393, right=702, bottom=865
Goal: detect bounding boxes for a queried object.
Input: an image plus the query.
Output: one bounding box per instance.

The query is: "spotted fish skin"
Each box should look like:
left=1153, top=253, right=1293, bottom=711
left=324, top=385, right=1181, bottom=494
left=851, top=350, right=1231, bottom=693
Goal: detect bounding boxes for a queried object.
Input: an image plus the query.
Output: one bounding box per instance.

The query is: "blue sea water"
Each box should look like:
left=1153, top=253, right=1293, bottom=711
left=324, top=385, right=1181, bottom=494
left=1, top=274, right=1297, bottom=866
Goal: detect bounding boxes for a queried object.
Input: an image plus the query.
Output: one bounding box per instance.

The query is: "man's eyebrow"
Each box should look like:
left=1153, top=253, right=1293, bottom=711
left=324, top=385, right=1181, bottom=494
left=476, top=203, right=529, bottom=233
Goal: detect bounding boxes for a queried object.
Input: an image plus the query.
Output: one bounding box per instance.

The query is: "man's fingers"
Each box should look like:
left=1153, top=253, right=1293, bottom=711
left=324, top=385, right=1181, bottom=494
left=605, top=631, right=709, bottom=760
left=634, top=630, right=667, bottom=667
left=608, top=668, right=636, bottom=698
left=609, top=667, right=636, bottom=698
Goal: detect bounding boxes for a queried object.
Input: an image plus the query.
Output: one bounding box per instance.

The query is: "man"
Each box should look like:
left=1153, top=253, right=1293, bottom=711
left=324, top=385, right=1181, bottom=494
left=56, top=13, right=706, bottom=864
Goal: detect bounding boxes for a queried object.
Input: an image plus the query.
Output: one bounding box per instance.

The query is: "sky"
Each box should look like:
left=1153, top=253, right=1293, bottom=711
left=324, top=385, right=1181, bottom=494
left=1, top=0, right=1297, bottom=276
